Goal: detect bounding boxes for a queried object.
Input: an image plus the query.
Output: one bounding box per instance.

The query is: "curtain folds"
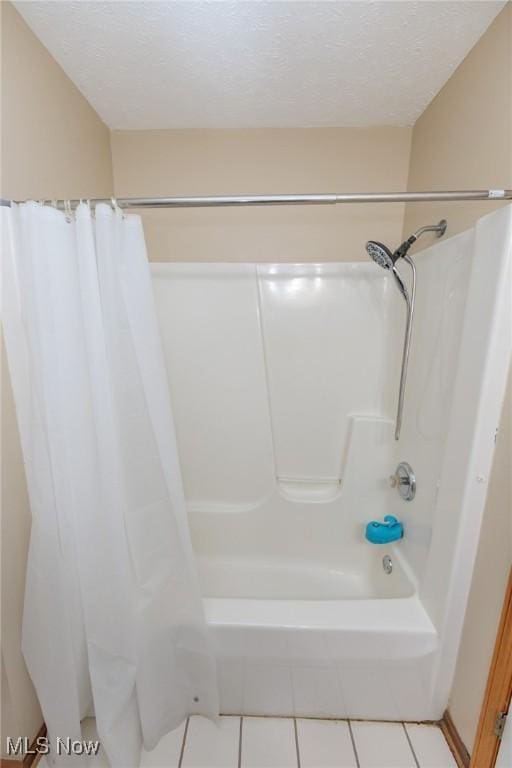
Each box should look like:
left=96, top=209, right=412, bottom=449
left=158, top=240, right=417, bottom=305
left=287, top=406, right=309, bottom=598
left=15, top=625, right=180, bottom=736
left=2, top=202, right=218, bottom=767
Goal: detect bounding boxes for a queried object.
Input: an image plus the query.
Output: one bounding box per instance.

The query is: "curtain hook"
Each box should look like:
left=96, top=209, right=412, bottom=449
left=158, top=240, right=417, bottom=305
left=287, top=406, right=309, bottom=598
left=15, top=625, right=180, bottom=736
left=111, top=196, right=126, bottom=219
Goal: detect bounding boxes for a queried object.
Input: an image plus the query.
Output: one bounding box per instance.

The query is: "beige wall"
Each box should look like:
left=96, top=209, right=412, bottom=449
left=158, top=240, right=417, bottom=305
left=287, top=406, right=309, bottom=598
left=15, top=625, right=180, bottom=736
left=404, top=2, right=512, bottom=239
left=0, top=2, right=113, bottom=200
left=0, top=2, right=113, bottom=756
left=111, top=127, right=411, bottom=262
left=404, top=3, right=512, bottom=753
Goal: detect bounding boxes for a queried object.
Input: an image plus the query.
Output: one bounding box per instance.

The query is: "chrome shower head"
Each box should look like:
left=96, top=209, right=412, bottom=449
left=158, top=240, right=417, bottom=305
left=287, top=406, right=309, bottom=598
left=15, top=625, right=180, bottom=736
left=365, top=219, right=446, bottom=441
left=366, top=219, right=447, bottom=270
left=365, top=240, right=397, bottom=270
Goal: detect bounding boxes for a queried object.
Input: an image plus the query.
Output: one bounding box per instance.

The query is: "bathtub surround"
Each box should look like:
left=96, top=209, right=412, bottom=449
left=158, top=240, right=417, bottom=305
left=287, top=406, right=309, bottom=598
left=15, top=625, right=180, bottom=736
left=149, top=205, right=511, bottom=722
left=404, top=2, right=512, bottom=752
left=2, top=202, right=218, bottom=766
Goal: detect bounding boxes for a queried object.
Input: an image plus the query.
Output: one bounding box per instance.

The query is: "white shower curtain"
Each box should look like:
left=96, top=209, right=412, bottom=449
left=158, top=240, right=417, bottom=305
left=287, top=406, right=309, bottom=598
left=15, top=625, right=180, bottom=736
left=2, top=202, right=218, bottom=767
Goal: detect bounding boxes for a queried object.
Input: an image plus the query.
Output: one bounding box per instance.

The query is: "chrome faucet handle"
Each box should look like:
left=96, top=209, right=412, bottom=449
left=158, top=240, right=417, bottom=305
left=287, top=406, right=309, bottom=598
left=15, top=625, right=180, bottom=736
left=389, top=462, right=416, bottom=501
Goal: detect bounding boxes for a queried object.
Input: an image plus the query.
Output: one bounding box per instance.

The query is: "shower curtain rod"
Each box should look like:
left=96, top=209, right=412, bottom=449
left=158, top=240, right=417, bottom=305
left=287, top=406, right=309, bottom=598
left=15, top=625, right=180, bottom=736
left=1, top=189, right=511, bottom=209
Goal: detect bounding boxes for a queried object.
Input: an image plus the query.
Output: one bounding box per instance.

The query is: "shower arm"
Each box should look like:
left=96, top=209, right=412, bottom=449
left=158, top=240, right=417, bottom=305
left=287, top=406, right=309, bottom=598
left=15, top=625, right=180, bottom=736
left=412, top=221, right=448, bottom=240
left=392, top=254, right=416, bottom=441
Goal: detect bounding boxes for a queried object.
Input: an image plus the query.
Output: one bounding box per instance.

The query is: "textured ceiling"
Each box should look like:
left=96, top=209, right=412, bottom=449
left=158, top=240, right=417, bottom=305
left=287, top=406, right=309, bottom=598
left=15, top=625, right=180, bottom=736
left=14, top=0, right=506, bottom=129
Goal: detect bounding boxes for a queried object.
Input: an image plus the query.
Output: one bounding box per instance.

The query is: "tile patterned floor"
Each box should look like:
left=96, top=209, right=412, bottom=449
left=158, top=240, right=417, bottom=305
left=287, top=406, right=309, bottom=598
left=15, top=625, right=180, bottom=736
left=40, top=716, right=459, bottom=767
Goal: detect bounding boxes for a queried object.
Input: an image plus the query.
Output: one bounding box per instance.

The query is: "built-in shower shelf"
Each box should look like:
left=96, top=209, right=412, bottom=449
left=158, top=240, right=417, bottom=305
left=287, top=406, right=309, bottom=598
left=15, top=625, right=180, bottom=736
left=277, top=477, right=342, bottom=503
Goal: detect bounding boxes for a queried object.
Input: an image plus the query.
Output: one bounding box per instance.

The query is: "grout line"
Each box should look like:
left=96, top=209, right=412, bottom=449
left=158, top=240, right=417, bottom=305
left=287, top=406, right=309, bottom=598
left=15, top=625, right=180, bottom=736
left=293, top=718, right=301, bottom=768
left=238, top=716, right=243, bottom=768
left=402, top=722, right=421, bottom=768
left=178, top=716, right=190, bottom=768
left=347, top=721, right=361, bottom=768
left=220, top=712, right=440, bottom=725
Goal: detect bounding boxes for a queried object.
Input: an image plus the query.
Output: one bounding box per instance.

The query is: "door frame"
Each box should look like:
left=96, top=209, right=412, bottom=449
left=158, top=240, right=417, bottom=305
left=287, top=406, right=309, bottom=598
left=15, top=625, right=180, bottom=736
left=471, top=568, right=512, bottom=767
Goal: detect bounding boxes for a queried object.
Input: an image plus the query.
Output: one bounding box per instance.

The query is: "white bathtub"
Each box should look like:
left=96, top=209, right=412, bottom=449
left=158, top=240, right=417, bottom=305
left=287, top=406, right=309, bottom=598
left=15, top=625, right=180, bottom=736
left=198, top=544, right=414, bottom=601
left=198, top=543, right=438, bottom=721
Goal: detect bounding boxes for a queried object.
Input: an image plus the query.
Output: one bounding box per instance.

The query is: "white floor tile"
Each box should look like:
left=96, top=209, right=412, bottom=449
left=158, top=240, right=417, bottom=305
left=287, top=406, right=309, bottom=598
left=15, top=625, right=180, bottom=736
left=241, top=717, right=297, bottom=768
left=405, top=724, right=458, bottom=768
left=296, top=719, right=357, bottom=767
left=350, top=721, right=416, bottom=768
left=140, top=720, right=186, bottom=767
left=181, top=716, right=240, bottom=768
left=38, top=716, right=457, bottom=768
